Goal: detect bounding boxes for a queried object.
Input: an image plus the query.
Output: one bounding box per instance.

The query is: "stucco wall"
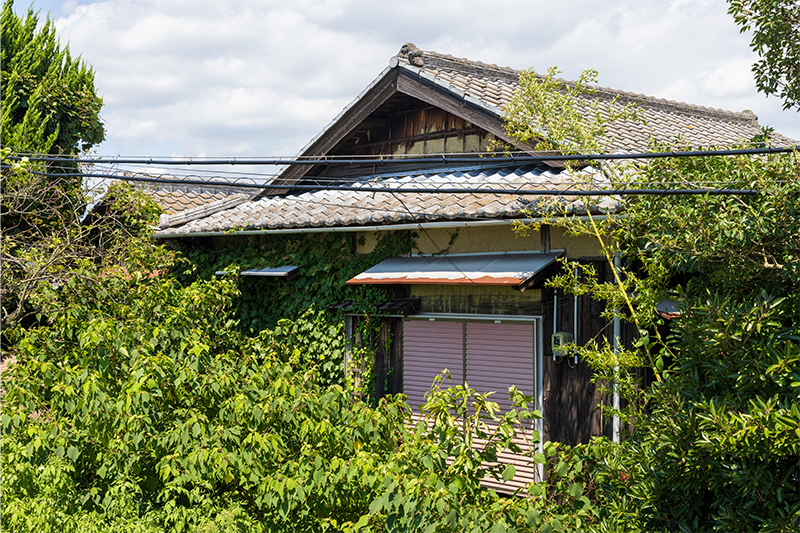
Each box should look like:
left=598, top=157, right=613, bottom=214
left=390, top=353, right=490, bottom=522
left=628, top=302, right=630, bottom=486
left=356, top=224, right=602, bottom=259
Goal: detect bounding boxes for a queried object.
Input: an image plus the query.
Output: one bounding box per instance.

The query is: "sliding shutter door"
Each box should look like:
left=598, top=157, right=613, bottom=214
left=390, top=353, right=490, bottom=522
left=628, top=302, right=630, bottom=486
left=465, top=322, right=535, bottom=416
left=465, top=322, right=537, bottom=491
left=402, top=320, right=464, bottom=411
left=402, top=318, right=540, bottom=492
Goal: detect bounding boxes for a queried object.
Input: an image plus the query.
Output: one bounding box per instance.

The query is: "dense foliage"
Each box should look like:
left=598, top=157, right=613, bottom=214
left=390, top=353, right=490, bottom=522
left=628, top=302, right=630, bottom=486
left=504, top=65, right=800, bottom=530
left=728, top=0, right=800, bottom=111
left=0, top=188, right=594, bottom=532
left=4, top=12, right=798, bottom=529
left=1, top=0, right=105, bottom=156
left=596, top=147, right=800, bottom=531
left=1, top=0, right=107, bottom=332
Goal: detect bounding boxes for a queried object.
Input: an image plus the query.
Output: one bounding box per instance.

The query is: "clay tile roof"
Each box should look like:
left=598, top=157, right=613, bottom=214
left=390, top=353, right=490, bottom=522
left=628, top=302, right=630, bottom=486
left=136, top=180, right=255, bottom=224
left=394, top=43, right=797, bottom=151
left=156, top=164, right=618, bottom=236
left=156, top=44, right=797, bottom=237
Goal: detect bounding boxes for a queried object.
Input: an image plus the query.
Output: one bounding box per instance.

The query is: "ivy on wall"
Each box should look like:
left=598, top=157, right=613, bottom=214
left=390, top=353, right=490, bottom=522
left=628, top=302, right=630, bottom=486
left=178, top=231, right=416, bottom=331
left=173, top=230, right=417, bottom=401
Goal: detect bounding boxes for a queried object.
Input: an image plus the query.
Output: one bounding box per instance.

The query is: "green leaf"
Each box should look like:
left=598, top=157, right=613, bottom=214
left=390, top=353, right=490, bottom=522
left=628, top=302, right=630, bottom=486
left=446, top=510, right=458, bottom=529
left=568, top=482, right=583, bottom=498
left=490, top=522, right=507, bottom=533
left=369, top=498, right=382, bottom=515
left=526, top=509, right=541, bottom=526
left=66, top=446, right=79, bottom=461
left=354, top=514, right=370, bottom=530
left=502, top=464, right=516, bottom=481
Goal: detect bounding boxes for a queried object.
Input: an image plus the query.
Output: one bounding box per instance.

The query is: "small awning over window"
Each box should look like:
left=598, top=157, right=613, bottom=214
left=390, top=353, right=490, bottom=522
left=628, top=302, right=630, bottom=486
left=346, top=252, right=563, bottom=290
left=215, top=265, right=300, bottom=278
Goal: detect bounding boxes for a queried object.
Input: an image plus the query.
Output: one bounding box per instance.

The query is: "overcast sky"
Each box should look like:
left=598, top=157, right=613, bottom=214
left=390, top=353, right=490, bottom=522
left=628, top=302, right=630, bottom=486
left=13, top=0, right=800, bottom=165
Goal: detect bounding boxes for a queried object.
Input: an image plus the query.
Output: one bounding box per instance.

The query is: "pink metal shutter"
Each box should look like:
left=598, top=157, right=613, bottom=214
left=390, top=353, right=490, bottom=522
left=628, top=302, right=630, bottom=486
left=465, top=322, right=537, bottom=491
left=464, top=322, right=535, bottom=415
left=402, top=320, right=464, bottom=411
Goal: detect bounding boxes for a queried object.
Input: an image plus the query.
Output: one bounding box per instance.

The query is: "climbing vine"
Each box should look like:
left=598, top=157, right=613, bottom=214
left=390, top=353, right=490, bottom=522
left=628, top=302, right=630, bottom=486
left=174, top=230, right=417, bottom=401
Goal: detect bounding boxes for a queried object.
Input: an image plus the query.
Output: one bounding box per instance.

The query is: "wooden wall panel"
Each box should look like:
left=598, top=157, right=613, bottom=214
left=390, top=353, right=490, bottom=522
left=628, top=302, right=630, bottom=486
left=542, top=259, right=614, bottom=446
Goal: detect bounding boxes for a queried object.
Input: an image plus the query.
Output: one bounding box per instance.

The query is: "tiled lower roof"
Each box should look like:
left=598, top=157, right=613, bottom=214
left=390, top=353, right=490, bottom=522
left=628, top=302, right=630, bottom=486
left=146, top=188, right=232, bottom=214
left=156, top=165, right=619, bottom=236
left=136, top=181, right=255, bottom=216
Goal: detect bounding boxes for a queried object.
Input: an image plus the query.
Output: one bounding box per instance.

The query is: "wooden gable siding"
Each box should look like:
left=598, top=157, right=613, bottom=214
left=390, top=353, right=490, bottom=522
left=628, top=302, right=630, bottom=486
left=306, top=93, right=499, bottom=181
left=264, top=67, right=544, bottom=194
left=336, top=98, right=496, bottom=158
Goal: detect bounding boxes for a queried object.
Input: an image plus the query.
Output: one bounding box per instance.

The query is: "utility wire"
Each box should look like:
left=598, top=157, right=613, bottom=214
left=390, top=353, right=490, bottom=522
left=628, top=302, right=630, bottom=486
left=3, top=145, right=798, bottom=166
left=1, top=166, right=762, bottom=196
left=389, top=190, right=480, bottom=287
left=12, top=162, right=783, bottom=190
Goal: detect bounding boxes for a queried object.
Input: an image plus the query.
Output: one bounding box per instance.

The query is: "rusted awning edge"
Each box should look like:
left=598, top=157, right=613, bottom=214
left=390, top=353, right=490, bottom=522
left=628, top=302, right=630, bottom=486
left=346, top=251, right=564, bottom=288
left=347, top=276, right=525, bottom=286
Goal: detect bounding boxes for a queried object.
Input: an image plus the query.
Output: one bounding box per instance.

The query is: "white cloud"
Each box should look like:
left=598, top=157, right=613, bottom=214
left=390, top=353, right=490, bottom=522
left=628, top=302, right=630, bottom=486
left=35, top=0, right=797, bottom=162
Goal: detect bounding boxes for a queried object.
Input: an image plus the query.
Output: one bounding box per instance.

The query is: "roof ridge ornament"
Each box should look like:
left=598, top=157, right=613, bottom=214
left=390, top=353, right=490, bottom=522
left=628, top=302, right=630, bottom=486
left=399, top=42, right=424, bottom=66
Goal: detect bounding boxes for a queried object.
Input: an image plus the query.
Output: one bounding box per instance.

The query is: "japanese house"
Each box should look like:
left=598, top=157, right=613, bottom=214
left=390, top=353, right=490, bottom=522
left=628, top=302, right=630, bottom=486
left=154, top=44, right=795, bottom=489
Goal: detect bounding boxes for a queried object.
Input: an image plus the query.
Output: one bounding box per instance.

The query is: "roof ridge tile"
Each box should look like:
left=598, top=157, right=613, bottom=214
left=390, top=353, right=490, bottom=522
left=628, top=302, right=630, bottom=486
left=395, top=43, right=760, bottom=124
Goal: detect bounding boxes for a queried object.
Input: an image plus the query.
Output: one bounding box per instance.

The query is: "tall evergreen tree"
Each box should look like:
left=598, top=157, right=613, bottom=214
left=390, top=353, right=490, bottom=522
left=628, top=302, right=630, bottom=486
left=1, top=0, right=105, bottom=156
left=1, top=1, right=107, bottom=329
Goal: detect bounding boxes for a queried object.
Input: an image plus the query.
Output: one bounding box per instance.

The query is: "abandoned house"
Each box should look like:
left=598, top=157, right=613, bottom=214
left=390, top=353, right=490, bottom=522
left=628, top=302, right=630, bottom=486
left=153, top=44, right=796, bottom=490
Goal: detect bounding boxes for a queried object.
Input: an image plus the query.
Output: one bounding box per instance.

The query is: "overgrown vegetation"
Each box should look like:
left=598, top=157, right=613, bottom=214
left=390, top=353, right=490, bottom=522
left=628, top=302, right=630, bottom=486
left=3, top=4, right=799, bottom=529
left=505, top=66, right=800, bottom=531
left=1, top=149, right=591, bottom=531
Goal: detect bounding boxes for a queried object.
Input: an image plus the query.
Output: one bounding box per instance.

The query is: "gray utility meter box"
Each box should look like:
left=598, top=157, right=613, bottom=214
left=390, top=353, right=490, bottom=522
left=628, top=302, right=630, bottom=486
left=551, top=332, right=573, bottom=356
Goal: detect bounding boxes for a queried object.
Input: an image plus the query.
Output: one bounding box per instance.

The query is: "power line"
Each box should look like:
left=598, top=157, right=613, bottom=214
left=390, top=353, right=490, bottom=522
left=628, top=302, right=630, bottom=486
left=3, top=145, right=798, bottom=166
left=1, top=166, right=762, bottom=196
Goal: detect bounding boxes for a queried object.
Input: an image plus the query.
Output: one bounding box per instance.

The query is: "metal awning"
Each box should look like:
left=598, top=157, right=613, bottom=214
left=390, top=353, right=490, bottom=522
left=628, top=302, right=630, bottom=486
left=215, top=265, right=300, bottom=278
left=346, top=252, right=563, bottom=290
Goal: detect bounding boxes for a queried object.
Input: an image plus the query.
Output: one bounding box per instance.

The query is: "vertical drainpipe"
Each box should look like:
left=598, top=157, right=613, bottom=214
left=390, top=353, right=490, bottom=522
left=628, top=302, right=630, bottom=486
left=573, top=267, right=578, bottom=366
left=553, top=289, right=558, bottom=362
left=612, top=253, right=621, bottom=443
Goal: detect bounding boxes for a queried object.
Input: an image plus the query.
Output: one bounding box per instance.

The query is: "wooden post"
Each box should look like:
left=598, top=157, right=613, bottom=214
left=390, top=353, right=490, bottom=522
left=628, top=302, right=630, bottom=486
left=540, top=224, right=551, bottom=253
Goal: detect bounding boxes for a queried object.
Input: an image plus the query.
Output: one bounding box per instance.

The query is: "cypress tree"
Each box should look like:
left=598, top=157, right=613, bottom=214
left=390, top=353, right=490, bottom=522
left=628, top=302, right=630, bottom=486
left=1, top=0, right=105, bottom=157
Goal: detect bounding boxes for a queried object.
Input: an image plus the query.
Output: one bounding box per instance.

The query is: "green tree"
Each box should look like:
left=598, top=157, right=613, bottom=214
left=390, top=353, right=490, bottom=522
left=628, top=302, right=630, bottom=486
left=1, top=0, right=108, bottom=331
left=1, top=0, right=105, bottom=156
left=504, top=67, right=800, bottom=530
left=727, top=0, right=800, bottom=111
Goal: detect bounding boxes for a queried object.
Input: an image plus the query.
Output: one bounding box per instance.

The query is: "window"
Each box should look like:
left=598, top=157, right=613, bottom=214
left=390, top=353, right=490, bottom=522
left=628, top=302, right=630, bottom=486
left=402, top=314, right=544, bottom=490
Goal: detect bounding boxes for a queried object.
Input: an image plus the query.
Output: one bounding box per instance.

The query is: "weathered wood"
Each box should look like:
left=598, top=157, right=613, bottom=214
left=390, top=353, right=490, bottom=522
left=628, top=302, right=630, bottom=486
left=373, top=319, right=392, bottom=404
left=396, top=71, right=562, bottom=167
left=540, top=224, right=550, bottom=253
left=542, top=260, right=613, bottom=445
left=390, top=317, right=404, bottom=396
left=396, top=73, right=510, bottom=145
left=347, top=126, right=483, bottom=151
left=417, top=293, right=543, bottom=316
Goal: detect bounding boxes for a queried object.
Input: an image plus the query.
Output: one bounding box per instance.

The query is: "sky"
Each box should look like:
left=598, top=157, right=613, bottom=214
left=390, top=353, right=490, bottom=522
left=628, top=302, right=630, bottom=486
left=11, top=0, right=800, bottom=169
